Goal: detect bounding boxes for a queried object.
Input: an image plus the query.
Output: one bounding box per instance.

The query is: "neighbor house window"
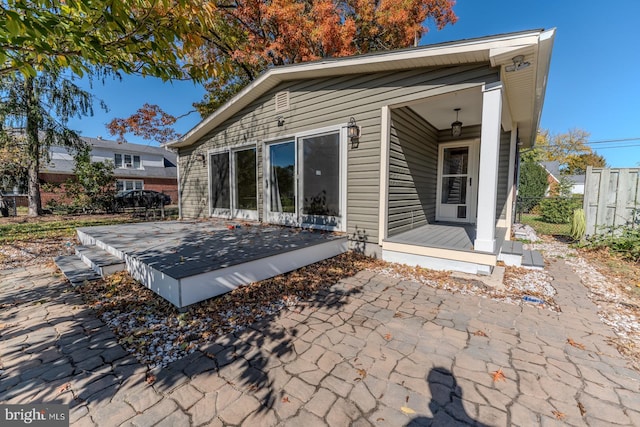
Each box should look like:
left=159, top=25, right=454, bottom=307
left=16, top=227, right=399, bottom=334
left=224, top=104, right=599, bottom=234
left=114, top=153, right=141, bottom=169
left=116, top=180, right=143, bottom=191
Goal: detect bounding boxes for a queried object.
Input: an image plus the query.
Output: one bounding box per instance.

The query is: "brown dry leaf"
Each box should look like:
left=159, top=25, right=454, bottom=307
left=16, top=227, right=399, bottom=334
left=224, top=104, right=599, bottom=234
left=57, top=383, right=71, bottom=394
left=146, top=374, right=156, bottom=385
left=473, top=330, right=488, bottom=337
left=384, top=333, right=392, bottom=341
left=357, top=368, right=367, bottom=379
left=400, top=406, right=416, bottom=415
left=282, top=396, right=290, bottom=403
left=393, top=312, right=403, bottom=318
left=552, top=410, right=565, bottom=420
left=376, top=418, right=385, bottom=422
left=578, top=401, right=586, bottom=416
left=490, top=368, right=506, bottom=382
left=567, top=338, right=586, bottom=350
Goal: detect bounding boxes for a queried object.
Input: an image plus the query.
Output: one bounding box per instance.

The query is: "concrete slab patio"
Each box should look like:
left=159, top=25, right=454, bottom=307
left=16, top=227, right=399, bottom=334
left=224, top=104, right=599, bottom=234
left=1, top=258, right=639, bottom=426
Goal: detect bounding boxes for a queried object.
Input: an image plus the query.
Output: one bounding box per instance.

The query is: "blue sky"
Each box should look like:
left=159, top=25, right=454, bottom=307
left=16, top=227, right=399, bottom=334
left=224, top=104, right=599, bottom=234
left=68, top=0, right=640, bottom=167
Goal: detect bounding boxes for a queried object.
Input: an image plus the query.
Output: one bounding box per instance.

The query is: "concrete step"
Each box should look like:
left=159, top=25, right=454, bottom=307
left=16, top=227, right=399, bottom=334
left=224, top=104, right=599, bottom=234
left=522, top=249, right=545, bottom=269
left=498, top=240, right=524, bottom=266
left=75, top=245, right=126, bottom=277
left=54, top=255, right=102, bottom=286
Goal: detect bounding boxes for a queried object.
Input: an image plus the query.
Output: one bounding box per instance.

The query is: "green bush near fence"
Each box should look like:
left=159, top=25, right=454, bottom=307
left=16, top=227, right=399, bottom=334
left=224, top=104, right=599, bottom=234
left=538, top=196, right=583, bottom=224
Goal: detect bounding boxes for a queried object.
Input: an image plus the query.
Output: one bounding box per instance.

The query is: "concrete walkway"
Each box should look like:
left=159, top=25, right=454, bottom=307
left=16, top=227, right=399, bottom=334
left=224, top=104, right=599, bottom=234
left=1, top=258, right=639, bottom=426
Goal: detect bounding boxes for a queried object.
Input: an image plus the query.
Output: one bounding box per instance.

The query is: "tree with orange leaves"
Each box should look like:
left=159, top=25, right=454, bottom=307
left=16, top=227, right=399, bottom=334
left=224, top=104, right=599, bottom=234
left=108, top=0, right=457, bottom=141
left=191, top=0, right=458, bottom=115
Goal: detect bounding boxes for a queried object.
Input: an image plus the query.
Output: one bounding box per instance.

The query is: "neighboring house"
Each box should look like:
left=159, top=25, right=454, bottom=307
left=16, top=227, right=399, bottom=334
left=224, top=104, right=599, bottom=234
left=540, top=161, right=585, bottom=195
left=40, top=137, right=178, bottom=205
left=168, top=29, right=555, bottom=275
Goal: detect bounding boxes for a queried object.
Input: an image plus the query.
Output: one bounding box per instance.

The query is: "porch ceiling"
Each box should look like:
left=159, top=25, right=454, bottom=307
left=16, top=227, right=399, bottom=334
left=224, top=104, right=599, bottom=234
left=409, top=87, right=483, bottom=131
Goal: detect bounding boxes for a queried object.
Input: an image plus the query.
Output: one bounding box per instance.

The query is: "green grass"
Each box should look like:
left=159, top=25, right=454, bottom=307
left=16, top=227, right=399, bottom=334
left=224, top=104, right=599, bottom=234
left=0, top=216, right=141, bottom=243
left=519, top=213, right=571, bottom=237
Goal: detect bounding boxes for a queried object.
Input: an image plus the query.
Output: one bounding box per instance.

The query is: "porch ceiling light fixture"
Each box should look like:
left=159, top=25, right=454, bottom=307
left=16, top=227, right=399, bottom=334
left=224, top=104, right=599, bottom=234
left=451, top=108, right=462, bottom=137
left=347, top=117, right=360, bottom=148
left=196, top=153, right=206, bottom=166
left=505, top=55, right=531, bottom=72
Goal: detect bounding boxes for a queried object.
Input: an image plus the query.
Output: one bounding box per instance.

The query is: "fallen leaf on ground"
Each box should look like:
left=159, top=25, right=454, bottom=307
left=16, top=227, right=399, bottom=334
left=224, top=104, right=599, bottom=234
left=384, top=333, right=392, bottom=340
left=473, top=330, right=488, bottom=337
left=400, top=406, right=416, bottom=415
left=357, top=368, right=367, bottom=379
left=490, top=368, right=506, bottom=382
left=578, top=402, right=586, bottom=416
left=146, top=374, right=156, bottom=385
left=282, top=396, right=290, bottom=403
left=376, top=418, right=385, bottom=422
left=552, top=410, right=565, bottom=420
left=567, top=338, right=586, bottom=350
left=57, top=383, right=71, bottom=394
left=393, top=312, right=403, bottom=318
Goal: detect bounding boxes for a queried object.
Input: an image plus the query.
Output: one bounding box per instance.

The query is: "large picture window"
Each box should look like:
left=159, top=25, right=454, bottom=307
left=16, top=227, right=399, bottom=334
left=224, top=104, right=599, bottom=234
left=265, top=127, right=345, bottom=231
left=209, top=146, right=257, bottom=218
left=268, top=142, right=296, bottom=213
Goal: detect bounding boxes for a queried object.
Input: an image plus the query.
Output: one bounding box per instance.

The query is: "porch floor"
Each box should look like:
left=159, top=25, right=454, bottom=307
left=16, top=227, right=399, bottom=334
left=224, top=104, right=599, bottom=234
left=75, top=220, right=347, bottom=308
left=384, top=222, right=507, bottom=255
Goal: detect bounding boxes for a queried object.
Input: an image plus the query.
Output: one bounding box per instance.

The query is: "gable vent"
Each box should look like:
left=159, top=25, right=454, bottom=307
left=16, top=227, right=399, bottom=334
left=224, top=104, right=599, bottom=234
left=274, top=91, right=290, bottom=112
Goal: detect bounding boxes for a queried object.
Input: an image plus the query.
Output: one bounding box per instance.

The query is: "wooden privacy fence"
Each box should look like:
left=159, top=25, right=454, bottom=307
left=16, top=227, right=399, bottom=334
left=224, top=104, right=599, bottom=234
left=583, top=166, right=640, bottom=236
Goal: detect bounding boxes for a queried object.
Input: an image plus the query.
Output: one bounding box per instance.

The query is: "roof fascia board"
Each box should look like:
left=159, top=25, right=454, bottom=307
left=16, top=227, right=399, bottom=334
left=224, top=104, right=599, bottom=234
left=529, top=28, right=556, bottom=147
left=170, top=30, right=546, bottom=149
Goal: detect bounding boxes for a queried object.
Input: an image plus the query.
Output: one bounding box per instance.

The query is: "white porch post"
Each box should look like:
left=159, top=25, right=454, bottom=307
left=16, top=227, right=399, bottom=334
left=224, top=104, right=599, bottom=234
left=474, top=82, right=503, bottom=253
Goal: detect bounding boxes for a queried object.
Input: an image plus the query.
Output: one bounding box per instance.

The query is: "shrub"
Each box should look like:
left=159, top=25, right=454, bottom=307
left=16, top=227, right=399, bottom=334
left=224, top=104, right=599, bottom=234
left=582, top=224, right=640, bottom=262
left=539, top=197, right=582, bottom=224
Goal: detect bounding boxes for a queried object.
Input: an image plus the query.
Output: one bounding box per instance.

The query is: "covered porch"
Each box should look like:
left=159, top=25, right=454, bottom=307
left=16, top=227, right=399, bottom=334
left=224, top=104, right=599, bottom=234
left=383, top=223, right=508, bottom=274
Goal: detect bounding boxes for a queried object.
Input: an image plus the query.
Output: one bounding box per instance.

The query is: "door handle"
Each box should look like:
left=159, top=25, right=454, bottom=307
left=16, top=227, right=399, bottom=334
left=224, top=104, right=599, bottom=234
left=469, top=178, right=472, bottom=186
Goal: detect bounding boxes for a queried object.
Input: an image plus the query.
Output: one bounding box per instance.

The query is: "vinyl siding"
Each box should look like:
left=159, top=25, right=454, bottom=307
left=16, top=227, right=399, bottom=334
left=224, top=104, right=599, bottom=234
left=387, top=107, right=438, bottom=236
left=179, top=63, right=499, bottom=245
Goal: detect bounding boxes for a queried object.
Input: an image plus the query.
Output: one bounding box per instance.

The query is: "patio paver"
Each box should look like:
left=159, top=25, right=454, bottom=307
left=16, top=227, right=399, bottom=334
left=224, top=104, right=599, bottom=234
left=1, top=257, right=639, bottom=426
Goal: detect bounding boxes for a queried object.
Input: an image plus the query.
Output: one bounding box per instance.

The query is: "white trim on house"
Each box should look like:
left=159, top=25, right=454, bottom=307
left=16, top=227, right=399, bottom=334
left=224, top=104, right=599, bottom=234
left=378, top=106, right=391, bottom=245
left=501, top=122, right=519, bottom=233
left=474, top=82, right=503, bottom=253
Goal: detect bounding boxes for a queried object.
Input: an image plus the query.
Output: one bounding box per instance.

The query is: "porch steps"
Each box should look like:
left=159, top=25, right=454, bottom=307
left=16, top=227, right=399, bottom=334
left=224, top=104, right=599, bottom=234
left=54, top=255, right=102, bottom=286
left=75, top=245, right=126, bottom=277
left=498, top=241, right=545, bottom=269
left=522, top=249, right=545, bottom=269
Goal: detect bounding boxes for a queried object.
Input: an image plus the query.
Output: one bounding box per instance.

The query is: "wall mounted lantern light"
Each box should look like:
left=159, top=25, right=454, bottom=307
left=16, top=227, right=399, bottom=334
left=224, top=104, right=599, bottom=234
left=196, top=153, right=206, bottom=166
left=451, top=108, right=462, bottom=137
left=276, top=116, right=285, bottom=127
left=347, top=117, right=360, bottom=148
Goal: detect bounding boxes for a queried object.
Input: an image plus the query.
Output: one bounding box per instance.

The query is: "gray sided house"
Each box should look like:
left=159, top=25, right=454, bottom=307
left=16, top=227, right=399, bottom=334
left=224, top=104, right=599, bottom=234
left=170, top=29, right=555, bottom=275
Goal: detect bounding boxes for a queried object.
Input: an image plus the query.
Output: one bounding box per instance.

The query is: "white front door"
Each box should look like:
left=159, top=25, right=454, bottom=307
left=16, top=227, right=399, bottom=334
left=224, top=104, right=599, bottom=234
left=436, top=140, right=479, bottom=223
